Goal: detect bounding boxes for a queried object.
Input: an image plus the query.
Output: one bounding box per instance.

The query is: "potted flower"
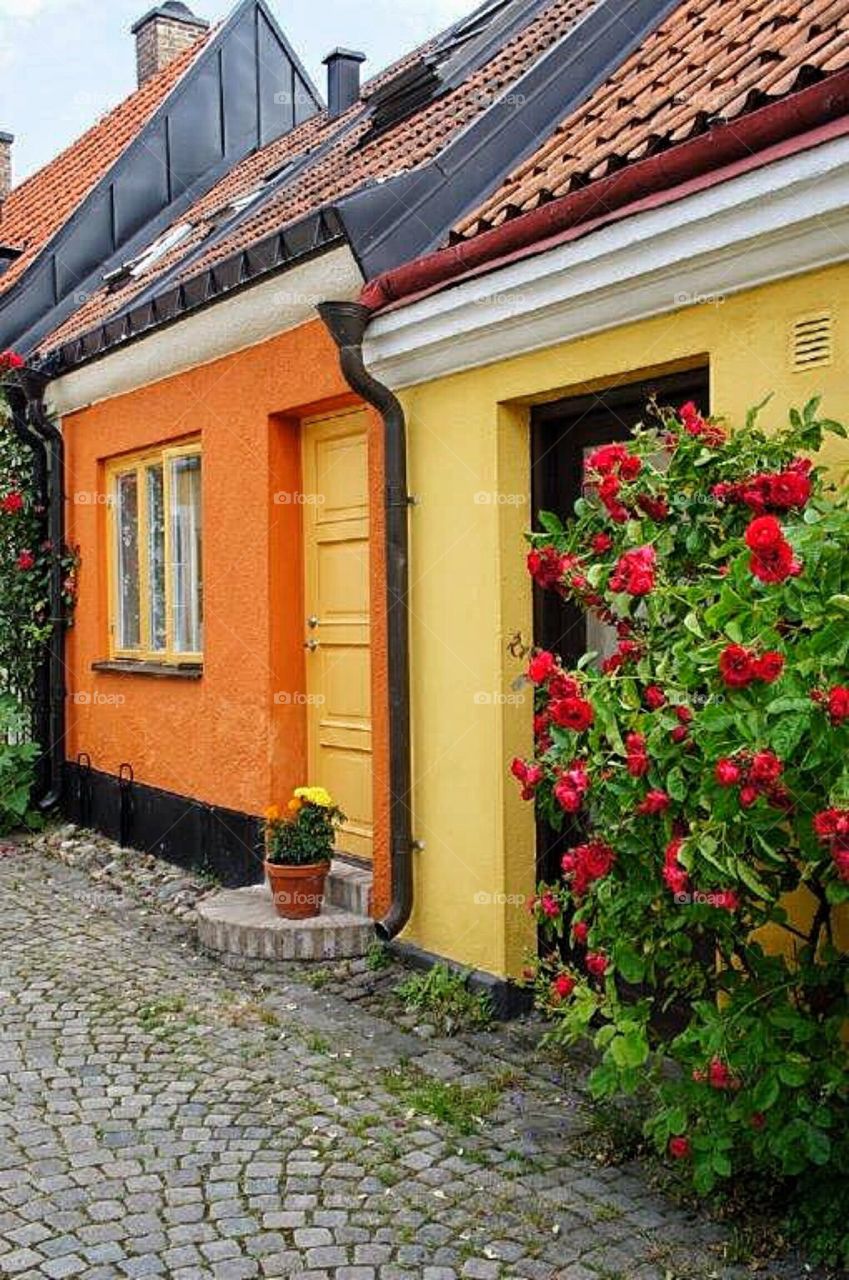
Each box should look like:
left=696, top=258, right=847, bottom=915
left=263, top=787, right=345, bottom=920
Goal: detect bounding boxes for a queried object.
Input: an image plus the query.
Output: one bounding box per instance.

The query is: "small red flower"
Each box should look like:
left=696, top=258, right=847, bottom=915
left=750, top=540, right=799, bottom=584
left=715, top=758, right=742, bottom=787
left=540, top=893, right=560, bottom=918
left=572, top=920, right=589, bottom=946
left=739, top=785, right=759, bottom=808
left=610, top=545, right=657, bottom=596
left=745, top=515, right=785, bottom=552
left=1, top=491, right=24, bottom=515
left=625, top=732, right=649, bottom=777
left=0, top=350, right=24, bottom=371
left=552, top=973, right=576, bottom=1000
left=749, top=750, right=783, bottom=789
left=707, top=1058, right=740, bottom=1090
left=528, top=651, right=557, bottom=685
left=668, top=1135, right=691, bottom=1159
left=550, top=696, right=594, bottom=733
left=670, top=725, right=689, bottom=745
left=15, top=550, right=35, bottom=571
left=585, top=951, right=608, bottom=977
left=719, top=645, right=756, bottom=688
left=637, top=789, right=670, bottom=815
left=644, top=685, right=667, bottom=711
left=754, top=652, right=784, bottom=684
left=590, top=532, right=614, bottom=554
left=826, top=686, right=849, bottom=723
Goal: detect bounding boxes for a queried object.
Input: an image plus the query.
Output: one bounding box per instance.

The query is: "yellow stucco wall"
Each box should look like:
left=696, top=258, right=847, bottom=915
left=398, top=262, right=849, bottom=979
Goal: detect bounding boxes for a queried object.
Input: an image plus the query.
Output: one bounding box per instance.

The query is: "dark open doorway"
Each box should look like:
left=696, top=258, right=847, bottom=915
left=530, top=365, right=710, bottom=886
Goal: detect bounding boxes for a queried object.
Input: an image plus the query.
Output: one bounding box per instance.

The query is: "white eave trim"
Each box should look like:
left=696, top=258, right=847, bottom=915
left=363, top=134, right=849, bottom=389
left=47, top=246, right=363, bottom=416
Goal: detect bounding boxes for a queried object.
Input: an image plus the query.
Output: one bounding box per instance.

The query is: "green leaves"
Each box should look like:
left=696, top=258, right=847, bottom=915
left=523, top=398, right=849, bottom=1222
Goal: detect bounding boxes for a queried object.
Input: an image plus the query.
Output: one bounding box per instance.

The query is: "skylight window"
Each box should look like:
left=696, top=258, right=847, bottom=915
left=129, top=222, right=193, bottom=278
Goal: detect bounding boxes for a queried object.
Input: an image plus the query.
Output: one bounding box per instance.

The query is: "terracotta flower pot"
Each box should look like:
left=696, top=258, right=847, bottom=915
left=265, top=859, right=330, bottom=920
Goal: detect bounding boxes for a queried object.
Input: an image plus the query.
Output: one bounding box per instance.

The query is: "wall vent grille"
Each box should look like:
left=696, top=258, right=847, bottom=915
left=791, top=311, right=833, bottom=371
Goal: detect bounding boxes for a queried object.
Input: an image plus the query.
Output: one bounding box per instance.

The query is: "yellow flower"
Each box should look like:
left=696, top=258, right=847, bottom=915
left=263, top=804, right=281, bottom=823
left=294, top=786, right=334, bottom=809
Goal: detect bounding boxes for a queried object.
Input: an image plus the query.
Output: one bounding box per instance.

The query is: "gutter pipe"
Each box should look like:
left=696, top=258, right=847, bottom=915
left=317, top=301, right=415, bottom=941
left=361, top=69, right=849, bottom=312
left=5, top=367, right=65, bottom=811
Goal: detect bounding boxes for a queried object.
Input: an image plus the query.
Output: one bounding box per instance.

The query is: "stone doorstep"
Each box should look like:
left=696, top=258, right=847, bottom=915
left=197, top=863, right=375, bottom=963
left=324, top=857, right=372, bottom=916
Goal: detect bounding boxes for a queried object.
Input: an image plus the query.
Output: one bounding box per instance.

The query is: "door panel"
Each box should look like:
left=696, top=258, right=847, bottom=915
left=302, top=410, right=373, bottom=860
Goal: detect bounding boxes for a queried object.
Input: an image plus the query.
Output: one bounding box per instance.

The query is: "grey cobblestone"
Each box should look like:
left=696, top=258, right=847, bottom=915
left=0, top=845, right=809, bottom=1280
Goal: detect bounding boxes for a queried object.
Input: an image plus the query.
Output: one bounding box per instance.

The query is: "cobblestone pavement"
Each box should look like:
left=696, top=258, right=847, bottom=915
left=0, top=850, right=805, bottom=1280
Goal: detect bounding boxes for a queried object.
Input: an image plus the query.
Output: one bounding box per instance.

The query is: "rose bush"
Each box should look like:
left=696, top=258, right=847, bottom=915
left=515, top=396, right=849, bottom=1262
left=0, top=370, right=79, bottom=710
left=0, top=362, right=79, bottom=828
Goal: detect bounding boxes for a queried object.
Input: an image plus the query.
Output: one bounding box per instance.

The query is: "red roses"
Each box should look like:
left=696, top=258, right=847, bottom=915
left=511, top=757, right=544, bottom=801
left=663, top=836, right=689, bottom=896
left=718, top=644, right=784, bottom=689
left=625, top=732, right=649, bottom=777
left=552, top=973, right=576, bottom=1001
left=527, top=650, right=557, bottom=685
left=825, top=686, right=849, bottom=723
left=554, top=760, right=591, bottom=814
left=15, top=550, right=35, bottom=571
left=715, top=750, right=787, bottom=810
left=637, top=789, right=670, bottom=815
left=0, top=350, right=24, bottom=372
left=561, top=840, right=616, bottom=897
left=0, top=491, right=23, bottom=515
left=610, top=545, right=657, bottom=596
left=527, top=545, right=570, bottom=591
left=550, top=695, right=594, bottom=733
left=679, top=401, right=726, bottom=446
left=813, top=808, right=849, bottom=882
left=744, top=515, right=801, bottom=584
left=713, top=459, right=812, bottom=513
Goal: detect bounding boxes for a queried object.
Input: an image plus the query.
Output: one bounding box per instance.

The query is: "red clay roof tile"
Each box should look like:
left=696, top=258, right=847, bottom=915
left=0, top=31, right=211, bottom=296
left=456, top=0, right=849, bottom=238
left=41, top=0, right=596, bottom=352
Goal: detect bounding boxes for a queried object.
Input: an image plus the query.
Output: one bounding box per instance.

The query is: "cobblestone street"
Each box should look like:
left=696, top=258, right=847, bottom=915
left=0, top=850, right=799, bottom=1280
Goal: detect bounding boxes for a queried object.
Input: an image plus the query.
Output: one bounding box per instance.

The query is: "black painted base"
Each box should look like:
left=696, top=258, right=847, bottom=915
left=62, top=761, right=264, bottom=888
left=387, top=937, right=534, bottom=1022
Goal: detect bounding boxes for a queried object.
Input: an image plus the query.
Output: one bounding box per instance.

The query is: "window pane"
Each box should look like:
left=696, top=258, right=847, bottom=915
left=115, top=471, right=140, bottom=650
left=146, top=465, right=166, bottom=652
left=169, top=454, right=202, bottom=653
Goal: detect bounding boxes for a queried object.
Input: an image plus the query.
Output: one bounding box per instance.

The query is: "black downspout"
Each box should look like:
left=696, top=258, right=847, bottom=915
left=6, top=368, right=65, bottom=811
left=317, top=301, right=414, bottom=941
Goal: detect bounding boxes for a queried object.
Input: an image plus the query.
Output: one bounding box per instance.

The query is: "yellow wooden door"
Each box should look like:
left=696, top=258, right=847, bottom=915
left=302, top=410, right=373, bottom=860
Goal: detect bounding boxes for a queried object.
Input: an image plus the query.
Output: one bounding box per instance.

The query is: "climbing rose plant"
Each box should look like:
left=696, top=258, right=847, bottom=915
left=515, top=397, right=849, bottom=1257
left=0, top=355, right=79, bottom=829
left=0, top=360, right=78, bottom=710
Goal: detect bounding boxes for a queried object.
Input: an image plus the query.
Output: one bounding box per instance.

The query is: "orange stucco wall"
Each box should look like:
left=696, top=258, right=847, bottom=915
left=63, top=318, right=390, bottom=915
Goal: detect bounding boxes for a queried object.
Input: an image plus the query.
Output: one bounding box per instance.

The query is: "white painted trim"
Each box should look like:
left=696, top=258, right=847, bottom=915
left=363, top=135, right=849, bottom=389
left=47, top=247, right=363, bottom=416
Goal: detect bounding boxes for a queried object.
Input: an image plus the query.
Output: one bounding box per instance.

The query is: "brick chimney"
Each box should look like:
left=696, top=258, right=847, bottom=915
left=0, top=133, right=13, bottom=204
left=132, top=2, right=209, bottom=88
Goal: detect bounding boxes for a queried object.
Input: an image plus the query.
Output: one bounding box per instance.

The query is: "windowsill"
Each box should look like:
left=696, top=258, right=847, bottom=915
left=92, top=659, right=203, bottom=680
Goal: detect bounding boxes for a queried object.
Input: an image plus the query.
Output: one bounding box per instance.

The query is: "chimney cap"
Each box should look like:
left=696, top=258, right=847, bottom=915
left=0, top=131, right=13, bottom=145
left=131, top=2, right=209, bottom=35
left=322, top=48, right=367, bottom=65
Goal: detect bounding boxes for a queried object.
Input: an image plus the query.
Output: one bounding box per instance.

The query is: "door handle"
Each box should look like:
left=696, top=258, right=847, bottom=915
left=305, top=638, right=320, bottom=652
left=307, top=615, right=320, bottom=629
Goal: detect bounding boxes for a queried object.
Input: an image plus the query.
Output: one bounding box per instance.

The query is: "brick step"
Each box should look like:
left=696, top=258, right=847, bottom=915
left=324, top=857, right=372, bottom=916
left=197, top=868, right=374, bottom=963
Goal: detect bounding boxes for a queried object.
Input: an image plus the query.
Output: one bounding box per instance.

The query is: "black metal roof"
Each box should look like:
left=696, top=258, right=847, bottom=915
left=1, top=0, right=322, bottom=357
